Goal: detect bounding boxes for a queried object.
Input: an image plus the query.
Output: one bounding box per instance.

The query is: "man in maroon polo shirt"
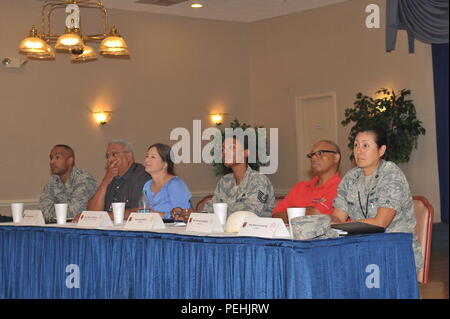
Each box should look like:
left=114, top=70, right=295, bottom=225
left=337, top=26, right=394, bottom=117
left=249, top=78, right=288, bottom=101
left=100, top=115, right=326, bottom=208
left=272, top=140, right=341, bottom=224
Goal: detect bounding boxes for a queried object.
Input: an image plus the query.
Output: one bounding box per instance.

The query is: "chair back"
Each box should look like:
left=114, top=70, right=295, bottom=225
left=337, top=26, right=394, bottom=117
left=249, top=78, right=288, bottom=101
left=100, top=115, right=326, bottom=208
left=195, top=195, right=213, bottom=212
left=413, top=196, right=434, bottom=284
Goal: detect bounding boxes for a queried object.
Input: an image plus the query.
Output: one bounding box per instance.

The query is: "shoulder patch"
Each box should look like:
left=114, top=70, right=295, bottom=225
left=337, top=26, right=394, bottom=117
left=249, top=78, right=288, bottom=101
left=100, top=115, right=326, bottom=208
left=258, top=190, right=268, bottom=204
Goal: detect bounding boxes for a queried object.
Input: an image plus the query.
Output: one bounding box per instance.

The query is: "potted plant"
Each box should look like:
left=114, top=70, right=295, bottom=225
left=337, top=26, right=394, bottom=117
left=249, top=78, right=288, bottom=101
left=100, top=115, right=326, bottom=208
left=341, top=88, right=426, bottom=163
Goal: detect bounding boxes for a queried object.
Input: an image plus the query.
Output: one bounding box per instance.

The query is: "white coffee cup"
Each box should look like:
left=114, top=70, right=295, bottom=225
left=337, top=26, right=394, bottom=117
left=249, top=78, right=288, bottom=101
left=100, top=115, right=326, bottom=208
left=55, top=203, right=68, bottom=224
left=112, top=202, right=125, bottom=224
left=213, top=203, right=228, bottom=225
left=11, top=203, right=24, bottom=223
left=287, top=207, right=306, bottom=236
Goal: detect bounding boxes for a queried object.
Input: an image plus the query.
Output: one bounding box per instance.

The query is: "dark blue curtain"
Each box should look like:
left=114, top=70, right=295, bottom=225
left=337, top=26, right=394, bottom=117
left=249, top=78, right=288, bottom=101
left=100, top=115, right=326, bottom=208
left=386, top=1, right=449, bottom=222
left=0, top=226, right=419, bottom=299
left=432, top=43, right=449, bottom=223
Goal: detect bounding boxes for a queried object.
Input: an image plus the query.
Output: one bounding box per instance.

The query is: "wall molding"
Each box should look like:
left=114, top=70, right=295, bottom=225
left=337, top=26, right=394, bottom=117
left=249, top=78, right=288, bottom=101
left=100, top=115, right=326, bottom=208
left=0, top=189, right=291, bottom=209
left=0, top=199, right=39, bottom=208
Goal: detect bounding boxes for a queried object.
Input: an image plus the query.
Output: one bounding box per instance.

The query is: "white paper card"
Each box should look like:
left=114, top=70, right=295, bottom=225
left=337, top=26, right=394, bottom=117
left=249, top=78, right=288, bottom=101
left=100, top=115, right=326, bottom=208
left=186, top=213, right=224, bottom=233
left=77, top=211, right=113, bottom=228
left=19, top=210, right=45, bottom=226
left=238, top=217, right=290, bottom=238
left=124, top=213, right=166, bottom=231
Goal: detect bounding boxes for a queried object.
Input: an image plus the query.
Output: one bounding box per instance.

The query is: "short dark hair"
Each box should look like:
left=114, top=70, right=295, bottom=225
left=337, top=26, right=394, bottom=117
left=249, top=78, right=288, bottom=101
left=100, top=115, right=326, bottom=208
left=52, top=144, right=75, bottom=159
left=224, top=134, right=250, bottom=150
left=235, top=135, right=249, bottom=150
left=148, top=143, right=176, bottom=175
left=356, top=127, right=388, bottom=148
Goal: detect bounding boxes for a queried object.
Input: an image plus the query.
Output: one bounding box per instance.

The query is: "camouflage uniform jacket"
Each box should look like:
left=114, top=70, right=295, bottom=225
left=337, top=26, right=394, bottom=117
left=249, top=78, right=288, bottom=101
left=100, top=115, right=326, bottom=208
left=204, top=166, right=275, bottom=217
left=333, top=160, right=423, bottom=270
left=39, top=167, right=98, bottom=221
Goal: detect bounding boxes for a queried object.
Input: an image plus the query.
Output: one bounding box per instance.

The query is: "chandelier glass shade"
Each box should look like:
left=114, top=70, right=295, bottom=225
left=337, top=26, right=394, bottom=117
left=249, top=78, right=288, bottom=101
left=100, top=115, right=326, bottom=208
left=18, top=26, right=53, bottom=55
left=18, top=0, right=129, bottom=62
left=100, top=26, right=129, bottom=56
left=55, top=28, right=84, bottom=52
left=70, top=44, right=97, bottom=62
left=28, top=47, right=56, bottom=60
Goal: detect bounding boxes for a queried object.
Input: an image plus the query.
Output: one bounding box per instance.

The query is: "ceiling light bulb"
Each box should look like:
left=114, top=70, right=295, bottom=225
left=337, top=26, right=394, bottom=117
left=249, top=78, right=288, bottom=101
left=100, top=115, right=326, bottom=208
left=24, top=40, right=45, bottom=50
left=191, top=3, right=203, bottom=8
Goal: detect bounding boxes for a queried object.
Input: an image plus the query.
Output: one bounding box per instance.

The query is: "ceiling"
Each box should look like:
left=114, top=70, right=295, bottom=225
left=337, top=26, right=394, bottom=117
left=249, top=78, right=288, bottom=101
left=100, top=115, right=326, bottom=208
left=104, top=0, right=349, bottom=23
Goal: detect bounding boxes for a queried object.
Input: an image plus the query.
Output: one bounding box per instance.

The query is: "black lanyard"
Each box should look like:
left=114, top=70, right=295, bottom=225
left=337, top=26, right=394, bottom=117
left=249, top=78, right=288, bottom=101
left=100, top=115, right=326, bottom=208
left=358, top=191, right=370, bottom=219
left=357, top=173, right=380, bottom=219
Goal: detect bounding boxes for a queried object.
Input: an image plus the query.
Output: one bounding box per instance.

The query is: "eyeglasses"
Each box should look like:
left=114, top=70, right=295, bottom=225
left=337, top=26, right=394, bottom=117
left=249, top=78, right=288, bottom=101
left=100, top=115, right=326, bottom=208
left=306, top=150, right=338, bottom=159
left=105, top=151, right=129, bottom=159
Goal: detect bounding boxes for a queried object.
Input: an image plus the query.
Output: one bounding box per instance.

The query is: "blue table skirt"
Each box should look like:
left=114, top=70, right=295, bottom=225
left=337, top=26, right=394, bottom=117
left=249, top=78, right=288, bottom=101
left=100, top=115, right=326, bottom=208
left=0, top=226, right=419, bottom=299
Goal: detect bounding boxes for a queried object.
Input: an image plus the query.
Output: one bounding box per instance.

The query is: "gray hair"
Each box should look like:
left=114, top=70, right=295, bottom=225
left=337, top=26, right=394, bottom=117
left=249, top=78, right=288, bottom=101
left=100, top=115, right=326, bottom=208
left=318, top=140, right=341, bottom=155
left=108, top=139, right=134, bottom=154
left=316, top=140, right=341, bottom=169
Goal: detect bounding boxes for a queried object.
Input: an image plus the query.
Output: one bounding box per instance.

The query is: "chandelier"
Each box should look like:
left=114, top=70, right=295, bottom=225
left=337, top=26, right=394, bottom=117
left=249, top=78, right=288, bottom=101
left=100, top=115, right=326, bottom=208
left=18, top=0, right=129, bottom=62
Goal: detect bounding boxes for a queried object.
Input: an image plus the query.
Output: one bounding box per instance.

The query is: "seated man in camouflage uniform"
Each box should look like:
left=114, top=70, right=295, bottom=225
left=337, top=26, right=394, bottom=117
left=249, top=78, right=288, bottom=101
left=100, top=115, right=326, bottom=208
left=172, top=134, right=275, bottom=221
left=39, top=144, right=98, bottom=222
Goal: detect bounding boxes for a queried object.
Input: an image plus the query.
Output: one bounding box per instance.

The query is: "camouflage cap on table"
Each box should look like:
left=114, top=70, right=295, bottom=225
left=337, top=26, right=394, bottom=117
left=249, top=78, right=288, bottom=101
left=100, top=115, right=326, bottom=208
left=291, top=215, right=339, bottom=240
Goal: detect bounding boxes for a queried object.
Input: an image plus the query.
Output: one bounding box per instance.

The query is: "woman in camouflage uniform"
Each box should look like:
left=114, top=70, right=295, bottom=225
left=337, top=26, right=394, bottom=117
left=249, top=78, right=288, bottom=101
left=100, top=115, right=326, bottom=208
left=330, top=127, right=423, bottom=271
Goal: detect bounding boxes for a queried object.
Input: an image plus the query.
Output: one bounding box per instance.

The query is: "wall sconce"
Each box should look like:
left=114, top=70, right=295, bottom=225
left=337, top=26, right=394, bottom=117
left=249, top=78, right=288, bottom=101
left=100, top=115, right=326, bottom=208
left=93, top=110, right=112, bottom=126
left=209, top=113, right=226, bottom=126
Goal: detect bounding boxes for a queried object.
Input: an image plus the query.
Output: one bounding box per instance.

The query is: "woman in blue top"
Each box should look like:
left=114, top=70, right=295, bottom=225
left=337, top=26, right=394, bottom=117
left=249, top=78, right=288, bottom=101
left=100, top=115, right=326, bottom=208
left=142, top=143, right=192, bottom=219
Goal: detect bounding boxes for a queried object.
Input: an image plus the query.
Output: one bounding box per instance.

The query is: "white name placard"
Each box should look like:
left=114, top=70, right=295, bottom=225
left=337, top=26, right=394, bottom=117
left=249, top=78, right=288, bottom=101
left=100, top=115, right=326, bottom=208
left=238, top=217, right=290, bottom=238
left=124, top=213, right=166, bottom=231
left=77, top=211, right=113, bottom=228
left=186, top=213, right=223, bottom=233
left=20, top=210, right=45, bottom=226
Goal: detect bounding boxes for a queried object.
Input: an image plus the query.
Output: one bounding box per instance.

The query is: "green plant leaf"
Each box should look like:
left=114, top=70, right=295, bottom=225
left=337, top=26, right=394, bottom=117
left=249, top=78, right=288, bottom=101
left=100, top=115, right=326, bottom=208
left=341, top=88, right=425, bottom=164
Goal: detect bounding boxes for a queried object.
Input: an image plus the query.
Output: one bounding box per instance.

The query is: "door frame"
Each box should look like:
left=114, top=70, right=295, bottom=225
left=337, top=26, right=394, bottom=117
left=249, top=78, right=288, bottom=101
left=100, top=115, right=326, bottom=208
left=294, top=92, right=338, bottom=181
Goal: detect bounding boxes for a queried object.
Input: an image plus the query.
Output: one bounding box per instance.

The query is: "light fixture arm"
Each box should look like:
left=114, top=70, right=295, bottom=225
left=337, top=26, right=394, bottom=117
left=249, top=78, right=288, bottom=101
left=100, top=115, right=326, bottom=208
left=40, top=0, right=109, bottom=43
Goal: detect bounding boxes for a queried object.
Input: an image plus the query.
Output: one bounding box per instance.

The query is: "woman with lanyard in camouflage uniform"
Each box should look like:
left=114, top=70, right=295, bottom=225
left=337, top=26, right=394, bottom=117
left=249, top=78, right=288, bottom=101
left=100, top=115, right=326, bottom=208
left=330, top=127, right=423, bottom=272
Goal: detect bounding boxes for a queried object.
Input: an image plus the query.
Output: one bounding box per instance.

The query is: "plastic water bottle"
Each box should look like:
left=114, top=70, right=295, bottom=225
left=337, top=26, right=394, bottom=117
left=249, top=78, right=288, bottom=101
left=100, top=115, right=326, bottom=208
left=138, top=190, right=151, bottom=213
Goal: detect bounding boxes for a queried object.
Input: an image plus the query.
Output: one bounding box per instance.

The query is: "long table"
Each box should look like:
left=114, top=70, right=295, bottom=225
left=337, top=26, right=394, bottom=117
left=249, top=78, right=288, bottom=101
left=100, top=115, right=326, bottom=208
left=0, top=225, right=419, bottom=299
